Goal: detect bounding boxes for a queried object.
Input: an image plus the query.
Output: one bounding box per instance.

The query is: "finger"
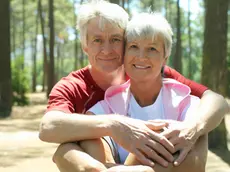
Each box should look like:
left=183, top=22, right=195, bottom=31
left=173, top=148, right=189, bottom=166
left=161, top=129, right=179, bottom=139
left=133, top=149, right=155, bottom=167
left=149, top=132, right=175, bottom=153
left=145, top=122, right=167, bottom=131
left=174, top=143, right=184, bottom=152
left=141, top=145, right=169, bottom=167
left=169, top=137, right=180, bottom=145
left=147, top=141, right=174, bottom=163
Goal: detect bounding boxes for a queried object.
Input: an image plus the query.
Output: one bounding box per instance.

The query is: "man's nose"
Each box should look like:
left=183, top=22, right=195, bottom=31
left=102, top=41, right=113, bottom=55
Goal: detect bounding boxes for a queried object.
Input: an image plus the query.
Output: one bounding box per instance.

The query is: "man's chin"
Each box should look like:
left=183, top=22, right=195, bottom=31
left=100, top=66, right=123, bottom=74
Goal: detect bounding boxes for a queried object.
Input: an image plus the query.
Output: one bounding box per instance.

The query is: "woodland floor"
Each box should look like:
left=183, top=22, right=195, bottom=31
left=0, top=92, right=229, bottom=172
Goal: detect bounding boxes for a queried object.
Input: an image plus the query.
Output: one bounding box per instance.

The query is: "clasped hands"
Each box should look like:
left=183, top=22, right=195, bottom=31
left=111, top=117, right=199, bottom=168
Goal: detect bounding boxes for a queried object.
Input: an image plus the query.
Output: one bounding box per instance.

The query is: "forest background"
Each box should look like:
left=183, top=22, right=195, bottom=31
left=0, top=0, right=230, bottom=170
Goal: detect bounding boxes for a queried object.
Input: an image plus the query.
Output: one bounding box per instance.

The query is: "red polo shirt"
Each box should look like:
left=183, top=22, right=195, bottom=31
left=47, top=66, right=208, bottom=114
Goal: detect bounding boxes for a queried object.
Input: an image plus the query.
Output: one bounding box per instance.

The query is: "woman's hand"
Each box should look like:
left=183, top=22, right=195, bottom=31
left=160, top=120, right=199, bottom=166
left=108, top=116, right=175, bottom=167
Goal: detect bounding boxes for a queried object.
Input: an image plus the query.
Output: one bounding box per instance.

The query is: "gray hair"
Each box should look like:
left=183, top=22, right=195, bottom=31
left=125, top=12, right=173, bottom=57
left=77, top=0, right=129, bottom=48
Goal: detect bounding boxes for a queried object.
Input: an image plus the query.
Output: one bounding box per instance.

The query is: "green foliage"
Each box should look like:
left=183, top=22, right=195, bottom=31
left=11, top=56, right=29, bottom=106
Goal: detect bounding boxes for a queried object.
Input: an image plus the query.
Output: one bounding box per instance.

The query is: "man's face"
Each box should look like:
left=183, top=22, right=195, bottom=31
left=84, top=17, right=125, bottom=74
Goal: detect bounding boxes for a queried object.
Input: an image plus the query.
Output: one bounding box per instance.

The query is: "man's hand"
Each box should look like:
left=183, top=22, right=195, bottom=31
left=160, top=120, right=199, bottom=166
left=109, top=116, right=175, bottom=167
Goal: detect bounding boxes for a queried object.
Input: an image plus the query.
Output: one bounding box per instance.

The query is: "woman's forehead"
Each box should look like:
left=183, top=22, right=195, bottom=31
left=126, top=36, right=163, bottom=44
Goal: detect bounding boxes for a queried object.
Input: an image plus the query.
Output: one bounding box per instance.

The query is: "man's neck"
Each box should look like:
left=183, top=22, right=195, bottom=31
left=130, top=76, right=162, bottom=107
left=89, top=65, right=126, bottom=91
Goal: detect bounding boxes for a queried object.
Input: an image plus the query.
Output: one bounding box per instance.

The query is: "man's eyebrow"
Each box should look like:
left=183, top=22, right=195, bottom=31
left=91, top=34, right=102, bottom=38
left=111, top=34, right=123, bottom=38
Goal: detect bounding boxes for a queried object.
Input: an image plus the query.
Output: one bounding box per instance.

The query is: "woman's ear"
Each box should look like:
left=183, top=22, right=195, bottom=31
left=163, top=56, right=168, bottom=65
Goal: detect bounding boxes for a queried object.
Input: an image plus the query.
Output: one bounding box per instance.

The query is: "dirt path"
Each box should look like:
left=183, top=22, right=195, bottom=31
left=0, top=96, right=229, bottom=171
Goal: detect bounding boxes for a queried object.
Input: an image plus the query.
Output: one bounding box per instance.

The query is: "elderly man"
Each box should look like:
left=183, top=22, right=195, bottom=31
left=39, top=1, right=229, bottom=172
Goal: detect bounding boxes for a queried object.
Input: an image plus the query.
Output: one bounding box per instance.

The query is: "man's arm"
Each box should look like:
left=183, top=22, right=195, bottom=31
left=39, top=111, right=175, bottom=167
left=163, top=66, right=229, bottom=165
left=194, top=90, right=229, bottom=136
left=39, top=111, right=112, bottom=143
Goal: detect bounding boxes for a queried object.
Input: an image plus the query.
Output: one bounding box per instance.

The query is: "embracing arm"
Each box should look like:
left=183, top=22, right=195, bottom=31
left=164, top=66, right=229, bottom=135
left=193, top=90, right=229, bottom=137
left=39, top=111, right=113, bottom=143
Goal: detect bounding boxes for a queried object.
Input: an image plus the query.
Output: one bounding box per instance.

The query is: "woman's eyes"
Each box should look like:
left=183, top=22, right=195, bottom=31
left=129, top=44, right=138, bottom=48
left=149, top=47, right=156, bottom=51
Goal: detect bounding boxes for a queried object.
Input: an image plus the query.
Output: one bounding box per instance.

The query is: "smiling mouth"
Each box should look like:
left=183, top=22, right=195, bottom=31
left=133, top=64, right=151, bottom=69
left=99, top=58, right=116, bottom=61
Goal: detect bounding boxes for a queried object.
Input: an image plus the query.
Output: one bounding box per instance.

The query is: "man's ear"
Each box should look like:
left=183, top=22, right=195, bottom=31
left=82, top=45, right=88, bottom=55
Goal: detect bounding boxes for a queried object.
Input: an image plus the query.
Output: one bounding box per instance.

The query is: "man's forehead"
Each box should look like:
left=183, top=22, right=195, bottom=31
left=87, top=17, right=124, bottom=36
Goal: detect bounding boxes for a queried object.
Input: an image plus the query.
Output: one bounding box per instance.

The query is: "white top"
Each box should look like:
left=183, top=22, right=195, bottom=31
left=88, top=90, right=165, bottom=163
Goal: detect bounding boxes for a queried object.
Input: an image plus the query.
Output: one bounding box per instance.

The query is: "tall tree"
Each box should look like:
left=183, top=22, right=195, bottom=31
left=22, top=0, right=25, bottom=69
left=38, top=0, right=48, bottom=92
left=173, top=0, right=182, bottom=73
left=187, top=0, right=192, bottom=79
left=47, top=0, right=55, bottom=96
left=0, top=0, right=12, bottom=117
left=32, top=1, right=40, bottom=92
left=121, top=0, right=125, bottom=8
left=110, top=0, right=120, bottom=5
left=73, top=0, right=78, bottom=70
left=202, top=0, right=229, bottom=149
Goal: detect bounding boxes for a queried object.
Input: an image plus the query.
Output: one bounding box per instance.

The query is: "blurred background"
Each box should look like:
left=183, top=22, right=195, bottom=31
left=0, top=0, right=229, bottom=171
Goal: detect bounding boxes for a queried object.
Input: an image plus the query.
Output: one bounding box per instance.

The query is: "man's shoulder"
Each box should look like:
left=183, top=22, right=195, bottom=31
left=58, top=66, right=91, bottom=88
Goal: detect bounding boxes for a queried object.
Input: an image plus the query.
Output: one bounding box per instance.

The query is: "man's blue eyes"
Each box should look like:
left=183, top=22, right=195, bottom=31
left=94, top=39, right=101, bottom=42
left=93, top=38, right=121, bottom=43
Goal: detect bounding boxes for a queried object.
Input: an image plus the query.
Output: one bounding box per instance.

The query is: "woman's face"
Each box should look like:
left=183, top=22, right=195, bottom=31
left=124, top=37, right=167, bottom=82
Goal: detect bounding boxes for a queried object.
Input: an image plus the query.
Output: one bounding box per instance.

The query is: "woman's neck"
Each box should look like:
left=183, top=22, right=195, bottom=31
left=130, top=76, right=162, bottom=107
left=89, top=65, right=126, bottom=91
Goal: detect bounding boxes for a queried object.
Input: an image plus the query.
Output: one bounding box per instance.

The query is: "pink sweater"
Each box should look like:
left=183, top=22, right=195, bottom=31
left=97, top=78, right=200, bottom=121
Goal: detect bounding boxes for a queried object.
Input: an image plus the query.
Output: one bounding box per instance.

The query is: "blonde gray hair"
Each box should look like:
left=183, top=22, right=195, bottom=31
left=125, top=12, right=173, bottom=57
left=77, top=0, right=129, bottom=48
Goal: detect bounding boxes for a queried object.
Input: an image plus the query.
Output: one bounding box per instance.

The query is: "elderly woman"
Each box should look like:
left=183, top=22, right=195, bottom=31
left=84, top=12, right=205, bottom=171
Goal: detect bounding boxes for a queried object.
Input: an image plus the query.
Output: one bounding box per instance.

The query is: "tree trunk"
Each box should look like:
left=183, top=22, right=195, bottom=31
left=121, top=0, right=125, bottom=8
left=0, top=0, right=12, bottom=117
left=164, top=0, right=168, bottom=19
left=47, top=0, right=55, bottom=97
left=173, top=0, right=182, bottom=73
left=56, top=43, right=61, bottom=79
left=38, top=0, right=48, bottom=92
left=11, top=12, right=16, bottom=58
left=202, top=0, right=229, bottom=150
left=32, top=1, right=39, bottom=93
left=73, top=0, right=78, bottom=70
left=22, top=0, right=25, bottom=69
left=188, top=0, right=192, bottom=79
left=110, top=0, right=120, bottom=5
left=150, top=0, right=155, bottom=11
left=127, top=0, right=130, bottom=13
